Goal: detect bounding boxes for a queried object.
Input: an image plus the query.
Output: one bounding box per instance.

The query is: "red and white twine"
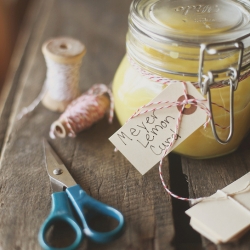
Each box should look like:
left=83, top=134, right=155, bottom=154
left=126, top=55, right=250, bottom=203
left=17, top=55, right=114, bottom=136
left=17, top=56, right=82, bottom=120
left=50, top=83, right=114, bottom=138
left=126, top=81, right=212, bottom=204
left=44, top=57, right=81, bottom=101
left=128, top=56, right=250, bottom=89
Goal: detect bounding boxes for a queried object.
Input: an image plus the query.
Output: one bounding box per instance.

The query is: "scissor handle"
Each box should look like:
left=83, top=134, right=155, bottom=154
left=66, top=184, right=124, bottom=243
left=38, top=192, right=83, bottom=250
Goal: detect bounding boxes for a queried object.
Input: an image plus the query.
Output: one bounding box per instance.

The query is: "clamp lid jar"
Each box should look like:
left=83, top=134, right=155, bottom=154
left=112, top=0, right=250, bottom=158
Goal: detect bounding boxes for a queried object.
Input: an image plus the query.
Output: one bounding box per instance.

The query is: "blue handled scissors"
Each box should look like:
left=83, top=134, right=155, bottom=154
left=38, top=140, right=124, bottom=250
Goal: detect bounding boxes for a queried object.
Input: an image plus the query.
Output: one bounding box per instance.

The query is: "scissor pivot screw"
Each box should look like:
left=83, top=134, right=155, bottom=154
left=53, top=168, right=63, bottom=175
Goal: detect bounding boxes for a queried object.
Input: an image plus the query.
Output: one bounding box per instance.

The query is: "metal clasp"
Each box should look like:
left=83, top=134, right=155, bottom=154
left=198, top=41, right=244, bottom=144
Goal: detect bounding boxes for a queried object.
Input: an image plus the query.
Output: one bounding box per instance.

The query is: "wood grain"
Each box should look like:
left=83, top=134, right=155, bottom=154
left=182, top=133, right=250, bottom=250
left=0, top=0, right=45, bottom=154
left=0, top=0, right=175, bottom=249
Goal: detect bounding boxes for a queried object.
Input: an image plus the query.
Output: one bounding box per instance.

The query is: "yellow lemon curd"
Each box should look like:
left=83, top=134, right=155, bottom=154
left=113, top=55, right=250, bottom=159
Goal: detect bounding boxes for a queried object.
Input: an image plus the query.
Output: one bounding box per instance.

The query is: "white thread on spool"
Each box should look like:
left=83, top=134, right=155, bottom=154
left=42, top=37, right=86, bottom=112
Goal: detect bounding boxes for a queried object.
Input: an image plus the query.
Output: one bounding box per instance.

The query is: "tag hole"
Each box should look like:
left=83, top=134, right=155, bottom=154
left=177, top=94, right=197, bottom=115
left=185, top=104, right=191, bottom=109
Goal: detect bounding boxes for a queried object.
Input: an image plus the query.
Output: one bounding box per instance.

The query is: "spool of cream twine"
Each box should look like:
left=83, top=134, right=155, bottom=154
left=42, top=37, right=86, bottom=112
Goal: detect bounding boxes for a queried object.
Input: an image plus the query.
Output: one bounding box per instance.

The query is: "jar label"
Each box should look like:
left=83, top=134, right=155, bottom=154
left=109, top=82, right=208, bottom=175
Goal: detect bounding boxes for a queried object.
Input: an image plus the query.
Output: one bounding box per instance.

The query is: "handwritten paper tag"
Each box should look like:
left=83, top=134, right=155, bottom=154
left=109, top=82, right=207, bottom=175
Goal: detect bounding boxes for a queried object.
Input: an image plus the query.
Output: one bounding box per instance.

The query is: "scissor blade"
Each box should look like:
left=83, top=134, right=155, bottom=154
left=43, top=139, right=77, bottom=192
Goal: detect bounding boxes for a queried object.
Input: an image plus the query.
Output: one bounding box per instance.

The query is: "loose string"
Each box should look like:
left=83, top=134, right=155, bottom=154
left=191, top=181, right=250, bottom=207
left=158, top=82, right=208, bottom=203
left=124, top=81, right=250, bottom=204
left=125, top=56, right=250, bottom=203
left=49, top=83, right=114, bottom=139
left=17, top=82, right=47, bottom=120
left=126, top=81, right=212, bottom=203
left=128, top=56, right=250, bottom=89
left=17, top=56, right=114, bottom=138
left=17, top=56, right=82, bottom=120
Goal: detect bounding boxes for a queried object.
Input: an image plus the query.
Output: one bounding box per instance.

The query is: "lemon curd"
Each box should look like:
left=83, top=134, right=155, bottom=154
left=112, top=0, right=250, bottom=158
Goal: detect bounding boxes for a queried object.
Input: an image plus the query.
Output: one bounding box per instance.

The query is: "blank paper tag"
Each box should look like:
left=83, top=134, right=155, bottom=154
left=186, top=172, right=250, bottom=244
left=109, top=82, right=207, bottom=175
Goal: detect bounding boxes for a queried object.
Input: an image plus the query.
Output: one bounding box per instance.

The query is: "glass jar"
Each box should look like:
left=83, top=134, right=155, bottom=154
left=112, top=0, right=250, bottom=159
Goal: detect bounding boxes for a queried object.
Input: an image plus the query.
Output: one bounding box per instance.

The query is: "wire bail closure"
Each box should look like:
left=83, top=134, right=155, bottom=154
left=198, top=41, right=244, bottom=144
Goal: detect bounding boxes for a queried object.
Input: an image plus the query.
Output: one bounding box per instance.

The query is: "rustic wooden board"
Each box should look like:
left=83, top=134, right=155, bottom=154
left=182, top=133, right=250, bottom=250
left=0, top=0, right=45, bottom=153
left=0, top=0, right=175, bottom=249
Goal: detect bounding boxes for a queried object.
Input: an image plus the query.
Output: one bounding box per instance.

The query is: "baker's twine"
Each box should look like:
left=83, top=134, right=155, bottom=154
left=49, top=83, right=114, bottom=139
left=44, top=57, right=81, bottom=101
left=125, top=81, right=250, bottom=205
left=125, top=81, right=210, bottom=203
left=125, top=56, right=250, bottom=203
left=16, top=83, right=47, bottom=120
left=17, top=56, right=82, bottom=120
left=128, top=56, right=250, bottom=89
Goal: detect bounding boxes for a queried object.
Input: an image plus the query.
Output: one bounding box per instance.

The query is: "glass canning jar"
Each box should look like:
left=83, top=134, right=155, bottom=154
left=112, top=0, right=250, bottom=159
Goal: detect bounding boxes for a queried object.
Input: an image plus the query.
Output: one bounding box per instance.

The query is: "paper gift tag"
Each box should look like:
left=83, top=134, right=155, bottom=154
left=109, top=82, right=208, bottom=175
left=186, top=172, right=250, bottom=244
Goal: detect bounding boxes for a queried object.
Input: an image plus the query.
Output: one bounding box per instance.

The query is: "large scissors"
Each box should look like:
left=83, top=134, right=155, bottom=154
left=39, top=140, right=124, bottom=250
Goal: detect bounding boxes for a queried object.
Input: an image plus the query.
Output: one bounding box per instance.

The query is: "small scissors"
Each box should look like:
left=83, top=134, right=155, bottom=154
left=39, top=140, right=124, bottom=250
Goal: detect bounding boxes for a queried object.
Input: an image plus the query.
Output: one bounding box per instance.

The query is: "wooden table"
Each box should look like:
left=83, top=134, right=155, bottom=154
left=0, top=0, right=249, bottom=249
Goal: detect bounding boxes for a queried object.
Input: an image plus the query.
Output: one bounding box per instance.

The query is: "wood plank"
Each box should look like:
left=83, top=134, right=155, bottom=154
left=182, top=133, right=250, bottom=250
left=0, top=0, right=45, bottom=155
left=0, top=0, right=176, bottom=249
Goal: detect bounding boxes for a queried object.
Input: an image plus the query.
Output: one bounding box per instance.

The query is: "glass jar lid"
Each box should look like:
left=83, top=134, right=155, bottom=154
left=127, top=0, right=250, bottom=144
left=130, top=0, right=250, bottom=44
left=127, top=0, right=250, bottom=79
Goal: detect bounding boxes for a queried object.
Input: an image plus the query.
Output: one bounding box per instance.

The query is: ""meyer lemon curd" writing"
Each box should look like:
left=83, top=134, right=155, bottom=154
left=112, top=0, right=250, bottom=159
left=113, top=55, right=250, bottom=158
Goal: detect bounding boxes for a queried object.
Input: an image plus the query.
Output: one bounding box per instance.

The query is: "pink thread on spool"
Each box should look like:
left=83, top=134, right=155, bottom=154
left=49, top=84, right=113, bottom=138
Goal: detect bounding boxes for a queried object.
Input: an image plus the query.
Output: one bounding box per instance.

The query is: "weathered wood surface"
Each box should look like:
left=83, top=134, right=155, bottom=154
left=1, top=0, right=250, bottom=249
left=0, top=0, right=175, bottom=249
left=182, top=133, right=250, bottom=250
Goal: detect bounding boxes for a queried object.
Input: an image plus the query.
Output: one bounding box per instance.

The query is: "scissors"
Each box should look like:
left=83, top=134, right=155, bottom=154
left=38, top=140, right=124, bottom=250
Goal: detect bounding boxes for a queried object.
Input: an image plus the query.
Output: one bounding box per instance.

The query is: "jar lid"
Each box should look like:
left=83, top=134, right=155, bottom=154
left=128, top=0, right=250, bottom=79
left=128, top=0, right=250, bottom=145
left=131, top=0, right=250, bottom=44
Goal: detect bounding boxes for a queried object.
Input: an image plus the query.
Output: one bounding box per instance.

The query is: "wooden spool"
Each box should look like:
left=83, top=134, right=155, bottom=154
left=42, top=37, right=86, bottom=112
left=50, top=94, right=110, bottom=138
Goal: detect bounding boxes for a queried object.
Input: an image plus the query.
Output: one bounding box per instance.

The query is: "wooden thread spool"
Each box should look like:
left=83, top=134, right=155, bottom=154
left=42, top=37, right=86, bottom=112
left=49, top=83, right=113, bottom=139
left=50, top=94, right=110, bottom=138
